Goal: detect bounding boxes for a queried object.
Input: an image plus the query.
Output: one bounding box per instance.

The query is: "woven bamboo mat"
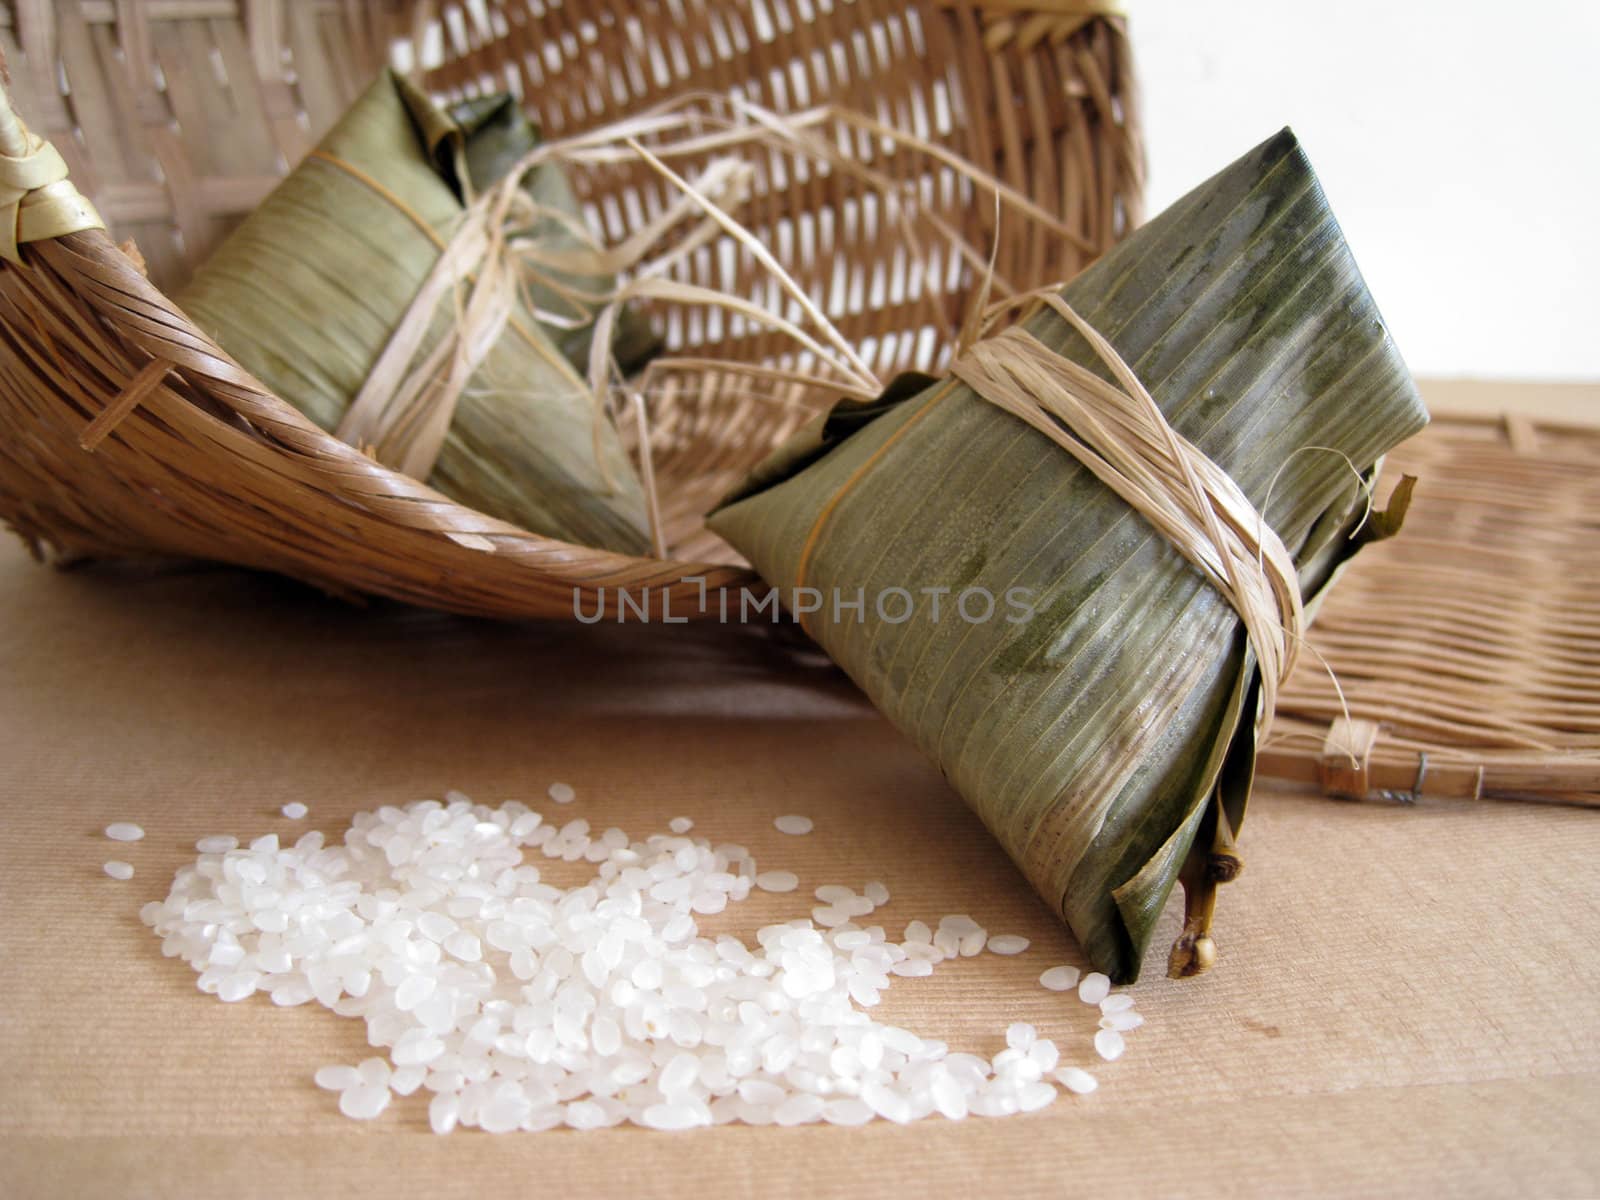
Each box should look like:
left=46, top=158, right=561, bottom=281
left=1263, top=392, right=1600, bottom=808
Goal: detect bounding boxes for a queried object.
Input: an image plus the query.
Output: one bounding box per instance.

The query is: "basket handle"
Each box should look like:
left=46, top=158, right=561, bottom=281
left=0, top=64, right=29, bottom=158
left=0, top=58, right=106, bottom=263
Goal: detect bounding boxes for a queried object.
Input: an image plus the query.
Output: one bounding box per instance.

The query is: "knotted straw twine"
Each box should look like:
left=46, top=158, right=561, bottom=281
left=951, top=293, right=1304, bottom=736
left=0, top=103, right=104, bottom=266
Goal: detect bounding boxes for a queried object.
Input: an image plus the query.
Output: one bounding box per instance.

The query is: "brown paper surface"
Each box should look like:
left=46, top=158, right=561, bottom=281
left=2, top=533, right=1597, bottom=1198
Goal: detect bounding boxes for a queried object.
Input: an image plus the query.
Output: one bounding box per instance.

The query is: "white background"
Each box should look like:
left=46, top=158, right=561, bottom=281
left=1130, top=0, right=1600, bottom=381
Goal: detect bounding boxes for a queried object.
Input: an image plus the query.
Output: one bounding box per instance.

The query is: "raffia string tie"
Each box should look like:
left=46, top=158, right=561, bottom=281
left=326, top=145, right=759, bottom=489
left=0, top=114, right=104, bottom=266
left=950, top=293, right=1304, bottom=734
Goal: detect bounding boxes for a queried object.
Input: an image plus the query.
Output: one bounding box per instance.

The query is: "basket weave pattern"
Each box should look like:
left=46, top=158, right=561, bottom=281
left=1265, top=416, right=1600, bottom=806
left=0, top=0, right=1142, bottom=617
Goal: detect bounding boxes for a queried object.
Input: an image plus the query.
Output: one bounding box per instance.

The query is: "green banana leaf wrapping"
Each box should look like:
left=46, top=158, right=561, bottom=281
left=708, top=131, right=1429, bottom=982
left=176, top=70, right=651, bottom=554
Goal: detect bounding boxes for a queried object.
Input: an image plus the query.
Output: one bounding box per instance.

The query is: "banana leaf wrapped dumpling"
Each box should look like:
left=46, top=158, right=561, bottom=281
left=177, top=71, right=652, bottom=554
left=708, top=131, right=1428, bottom=982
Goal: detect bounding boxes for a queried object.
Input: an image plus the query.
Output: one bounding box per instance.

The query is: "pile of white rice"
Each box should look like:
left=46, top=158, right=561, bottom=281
left=131, top=792, right=1144, bottom=1132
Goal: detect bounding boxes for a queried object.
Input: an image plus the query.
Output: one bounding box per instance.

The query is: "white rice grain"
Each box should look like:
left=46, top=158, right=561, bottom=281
left=986, top=934, right=1030, bottom=955
left=1078, top=972, right=1112, bottom=1005
left=1055, top=1066, right=1099, bottom=1094
left=1100, top=1012, right=1145, bottom=1033
left=428, top=1093, right=460, bottom=1135
left=1005, top=1023, right=1036, bottom=1050
left=1017, top=1081, right=1057, bottom=1112
left=389, top=1066, right=426, bottom=1096
left=641, top=1103, right=706, bottom=1131
left=1039, top=965, right=1081, bottom=992
left=1093, top=1029, right=1126, bottom=1062
left=774, top=1093, right=825, bottom=1125
left=339, top=1083, right=391, bottom=1120
left=822, top=1097, right=874, bottom=1126
left=314, top=1065, right=360, bottom=1092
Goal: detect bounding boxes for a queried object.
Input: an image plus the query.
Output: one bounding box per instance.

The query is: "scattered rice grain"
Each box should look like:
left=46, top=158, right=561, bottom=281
left=1039, top=965, right=1081, bottom=992
left=1078, top=972, right=1112, bottom=1005
left=1017, top=1081, right=1057, bottom=1112
left=314, top=1065, right=360, bottom=1091
left=1094, top=1029, right=1126, bottom=1061
left=986, top=934, right=1030, bottom=955
left=1055, top=1067, right=1099, bottom=1095
left=339, top=1083, right=390, bottom=1120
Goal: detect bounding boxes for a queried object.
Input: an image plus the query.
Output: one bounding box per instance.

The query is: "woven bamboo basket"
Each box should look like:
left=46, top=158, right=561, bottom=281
left=1264, top=410, right=1600, bottom=808
left=0, top=0, right=1142, bottom=619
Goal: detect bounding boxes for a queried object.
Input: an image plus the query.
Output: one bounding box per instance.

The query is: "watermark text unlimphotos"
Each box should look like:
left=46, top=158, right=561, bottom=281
left=574, top=578, right=1038, bottom=625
